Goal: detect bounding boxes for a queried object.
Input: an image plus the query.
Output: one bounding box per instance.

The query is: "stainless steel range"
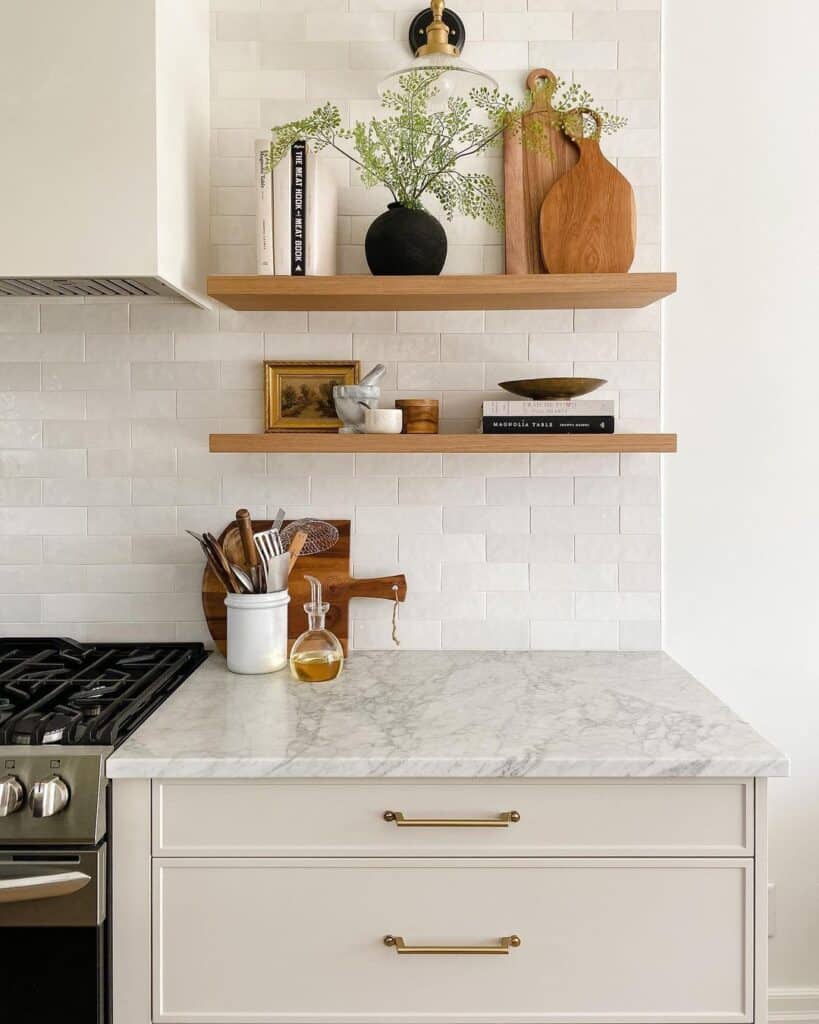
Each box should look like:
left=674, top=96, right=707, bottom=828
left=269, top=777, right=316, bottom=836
left=0, top=637, right=207, bottom=1023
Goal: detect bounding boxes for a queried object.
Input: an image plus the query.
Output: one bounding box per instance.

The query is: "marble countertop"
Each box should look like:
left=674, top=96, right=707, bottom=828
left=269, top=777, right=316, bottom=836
left=106, top=651, right=788, bottom=779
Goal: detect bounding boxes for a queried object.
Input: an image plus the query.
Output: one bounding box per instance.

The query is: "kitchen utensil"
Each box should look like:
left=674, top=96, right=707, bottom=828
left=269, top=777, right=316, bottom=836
left=498, top=377, right=606, bottom=400
left=203, top=532, right=242, bottom=594
left=280, top=518, right=339, bottom=558
left=202, top=519, right=407, bottom=656
left=359, top=363, right=387, bottom=387
left=395, top=398, right=439, bottom=434
left=229, top=563, right=254, bottom=594
left=236, top=508, right=262, bottom=592
left=364, top=408, right=403, bottom=434
left=333, top=384, right=380, bottom=433
left=539, top=107, right=636, bottom=274
left=225, top=590, right=290, bottom=675
left=264, top=551, right=290, bottom=593
left=288, top=530, right=308, bottom=576
left=504, top=68, right=580, bottom=274
left=187, top=530, right=235, bottom=593
left=272, top=507, right=286, bottom=533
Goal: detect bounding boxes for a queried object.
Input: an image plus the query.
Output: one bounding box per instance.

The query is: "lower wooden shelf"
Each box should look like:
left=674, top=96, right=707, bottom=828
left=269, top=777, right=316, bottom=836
left=209, top=433, right=677, bottom=454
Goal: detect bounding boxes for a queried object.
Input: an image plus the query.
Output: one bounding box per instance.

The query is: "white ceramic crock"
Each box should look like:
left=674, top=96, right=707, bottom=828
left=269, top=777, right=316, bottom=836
left=363, top=408, right=403, bottom=433
left=225, top=591, right=290, bottom=675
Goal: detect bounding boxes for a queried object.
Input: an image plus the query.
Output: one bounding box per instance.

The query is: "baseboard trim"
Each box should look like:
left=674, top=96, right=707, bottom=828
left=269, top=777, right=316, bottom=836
left=770, top=988, right=819, bottom=1024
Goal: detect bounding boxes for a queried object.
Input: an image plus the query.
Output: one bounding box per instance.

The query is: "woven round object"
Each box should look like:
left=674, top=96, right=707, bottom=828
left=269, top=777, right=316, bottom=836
left=280, top=519, right=340, bottom=557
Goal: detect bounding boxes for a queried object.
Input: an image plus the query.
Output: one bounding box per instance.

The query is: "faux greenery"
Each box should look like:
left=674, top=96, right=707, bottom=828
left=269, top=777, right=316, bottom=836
left=268, top=69, right=627, bottom=231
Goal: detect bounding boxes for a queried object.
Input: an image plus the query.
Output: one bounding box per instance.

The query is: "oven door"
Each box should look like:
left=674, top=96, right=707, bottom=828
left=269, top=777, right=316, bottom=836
left=0, top=846, right=106, bottom=1023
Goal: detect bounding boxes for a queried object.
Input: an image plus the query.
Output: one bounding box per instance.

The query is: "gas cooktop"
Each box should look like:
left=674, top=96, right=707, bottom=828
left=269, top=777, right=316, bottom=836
left=0, top=638, right=207, bottom=748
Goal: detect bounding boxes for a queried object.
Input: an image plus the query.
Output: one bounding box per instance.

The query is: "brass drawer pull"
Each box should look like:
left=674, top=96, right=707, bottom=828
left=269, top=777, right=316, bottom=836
left=383, top=810, right=521, bottom=828
left=384, top=934, right=521, bottom=955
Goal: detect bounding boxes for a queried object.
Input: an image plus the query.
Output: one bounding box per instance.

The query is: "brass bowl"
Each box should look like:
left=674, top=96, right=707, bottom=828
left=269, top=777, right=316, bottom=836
left=498, top=377, right=607, bottom=400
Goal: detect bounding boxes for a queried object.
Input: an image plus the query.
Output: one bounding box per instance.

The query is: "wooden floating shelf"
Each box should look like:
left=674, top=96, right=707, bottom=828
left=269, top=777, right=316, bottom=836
left=210, top=433, right=677, bottom=454
left=207, top=273, right=677, bottom=312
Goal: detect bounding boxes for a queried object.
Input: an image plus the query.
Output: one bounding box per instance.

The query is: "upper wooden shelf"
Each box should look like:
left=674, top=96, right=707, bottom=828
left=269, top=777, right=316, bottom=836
left=207, top=273, right=677, bottom=312
left=210, top=433, right=677, bottom=454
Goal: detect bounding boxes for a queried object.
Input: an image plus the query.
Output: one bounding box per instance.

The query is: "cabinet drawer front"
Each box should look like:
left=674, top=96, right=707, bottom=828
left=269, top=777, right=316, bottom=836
left=153, top=857, right=753, bottom=1024
left=154, top=779, right=752, bottom=857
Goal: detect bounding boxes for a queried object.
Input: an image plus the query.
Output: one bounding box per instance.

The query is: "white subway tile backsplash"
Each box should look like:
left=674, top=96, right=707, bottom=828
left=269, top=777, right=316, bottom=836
left=0, top=2, right=663, bottom=649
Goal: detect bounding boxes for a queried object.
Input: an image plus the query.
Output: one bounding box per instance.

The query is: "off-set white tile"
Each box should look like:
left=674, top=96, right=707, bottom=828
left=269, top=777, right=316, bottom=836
left=0, top=302, right=39, bottom=332
left=393, top=591, right=484, bottom=622
left=308, top=311, right=396, bottom=333
left=399, top=477, right=484, bottom=506
left=88, top=507, right=177, bottom=536
left=350, top=532, right=398, bottom=566
left=0, top=392, right=83, bottom=420
left=573, top=10, right=658, bottom=38
left=43, top=595, right=132, bottom=623
left=86, top=392, right=176, bottom=420
left=210, top=245, right=255, bottom=274
left=0, top=422, right=42, bottom=448
left=486, top=534, right=573, bottom=564
left=574, top=533, right=660, bottom=563
left=0, top=507, right=86, bottom=536
left=0, top=450, right=84, bottom=478
left=441, top=334, right=527, bottom=362
left=43, top=363, right=129, bottom=391
left=618, top=39, right=659, bottom=70
left=531, top=453, right=618, bottom=476
left=131, top=536, right=200, bottom=565
left=0, top=537, right=42, bottom=564
left=444, top=507, right=530, bottom=534
left=43, top=537, right=131, bottom=565
left=573, top=306, right=659, bottom=332
left=311, top=476, right=397, bottom=506
left=174, top=332, right=262, bottom=361
left=43, top=478, right=131, bottom=507
left=0, top=364, right=40, bottom=390
left=619, top=621, right=661, bottom=651
left=44, top=421, right=130, bottom=449
left=130, top=303, right=219, bottom=333
left=178, top=452, right=261, bottom=477
left=619, top=563, right=660, bottom=592
left=397, top=362, right=483, bottom=389
left=268, top=453, right=355, bottom=476
left=221, top=475, right=308, bottom=505
left=529, top=40, right=617, bottom=68
left=397, top=310, right=484, bottom=333
left=618, top=390, right=659, bottom=420
left=355, top=454, right=442, bottom=476
left=620, top=505, right=660, bottom=534
left=130, top=362, right=218, bottom=390
left=484, top=11, right=571, bottom=40
left=531, top=621, right=618, bottom=651
left=0, top=479, right=41, bottom=505
left=132, top=478, right=221, bottom=506
left=484, top=310, right=573, bottom=333
left=356, top=506, right=442, bottom=534
left=85, top=333, right=172, bottom=362
left=576, top=591, right=659, bottom=621
left=0, top=334, right=83, bottom=362
left=216, top=360, right=260, bottom=389
left=215, top=68, right=305, bottom=98
left=129, top=593, right=203, bottom=623
left=442, top=620, right=528, bottom=651
left=532, top=506, right=619, bottom=534
left=442, top=562, right=529, bottom=592
left=354, top=334, right=440, bottom=363
left=442, top=453, right=529, bottom=477
left=399, top=534, right=483, bottom=563
left=486, top=591, right=572, bottom=621
left=485, top=477, right=573, bottom=506
left=87, top=451, right=176, bottom=478
left=177, top=389, right=258, bottom=419
left=86, top=565, right=177, bottom=594
left=41, top=303, right=129, bottom=333
left=353, top=619, right=441, bottom=651
left=527, top=0, right=613, bottom=9
left=573, top=361, right=659, bottom=389
left=575, top=476, right=658, bottom=505
left=265, top=333, right=353, bottom=359
left=529, top=332, right=618, bottom=361
left=617, top=332, right=660, bottom=361
left=0, top=596, right=42, bottom=623
left=531, top=563, right=618, bottom=591
left=305, top=11, right=391, bottom=39
left=619, top=453, right=659, bottom=476
left=0, top=566, right=79, bottom=594
left=308, top=69, right=381, bottom=100
left=220, top=309, right=307, bottom=333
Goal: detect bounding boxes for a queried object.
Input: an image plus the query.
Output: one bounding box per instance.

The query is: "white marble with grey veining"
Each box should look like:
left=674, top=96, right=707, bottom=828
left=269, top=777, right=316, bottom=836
left=106, top=651, right=788, bottom=779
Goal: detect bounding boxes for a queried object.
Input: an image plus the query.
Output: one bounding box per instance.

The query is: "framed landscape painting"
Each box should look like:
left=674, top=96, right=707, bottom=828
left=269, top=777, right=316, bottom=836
left=264, top=360, right=360, bottom=432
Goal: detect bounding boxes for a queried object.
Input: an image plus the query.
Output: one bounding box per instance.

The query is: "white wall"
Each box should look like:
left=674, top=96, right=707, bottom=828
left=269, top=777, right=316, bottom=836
left=663, top=0, right=819, bottom=997
left=0, top=0, right=663, bottom=652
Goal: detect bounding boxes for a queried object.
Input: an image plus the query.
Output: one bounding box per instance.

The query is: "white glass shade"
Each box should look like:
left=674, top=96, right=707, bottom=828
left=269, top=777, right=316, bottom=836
left=378, top=52, right=498, bottom=111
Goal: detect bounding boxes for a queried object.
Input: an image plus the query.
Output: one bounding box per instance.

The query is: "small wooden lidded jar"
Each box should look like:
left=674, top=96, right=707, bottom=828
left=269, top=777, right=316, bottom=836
left=395, top=399, right=439, bottom=434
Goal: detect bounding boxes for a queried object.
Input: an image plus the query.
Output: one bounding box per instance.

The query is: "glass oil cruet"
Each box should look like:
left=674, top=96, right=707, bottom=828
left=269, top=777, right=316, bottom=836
left=289, top=575, right=344, bottom=683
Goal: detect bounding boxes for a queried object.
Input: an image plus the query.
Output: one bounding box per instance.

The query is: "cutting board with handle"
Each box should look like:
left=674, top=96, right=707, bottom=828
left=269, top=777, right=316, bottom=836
left=504, top=68, right=579, bottom=274
left=201, top=519, right=406, bottom=658
left=539, top=107, right=636, bottom=274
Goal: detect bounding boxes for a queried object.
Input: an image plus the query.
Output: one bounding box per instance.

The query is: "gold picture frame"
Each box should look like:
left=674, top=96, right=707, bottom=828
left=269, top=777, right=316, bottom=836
left=264, top=360, right=360, bottom=432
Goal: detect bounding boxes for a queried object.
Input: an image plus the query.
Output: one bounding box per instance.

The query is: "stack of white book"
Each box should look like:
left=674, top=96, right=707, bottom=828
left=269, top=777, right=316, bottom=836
left=482, top=399, right=615, bottom=434
left=254, top=139, right=337, bottom=276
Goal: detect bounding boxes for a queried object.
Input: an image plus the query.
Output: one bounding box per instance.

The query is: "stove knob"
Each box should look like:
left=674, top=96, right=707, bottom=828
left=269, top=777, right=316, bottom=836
left=29, top=775, right=70, bottom=818
left=0, top=775, right=25, bottom=816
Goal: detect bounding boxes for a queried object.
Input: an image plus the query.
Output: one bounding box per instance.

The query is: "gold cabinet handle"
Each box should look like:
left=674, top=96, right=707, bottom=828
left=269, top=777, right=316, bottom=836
left=383, top=810, right=521, bottom=828
left=384, top=934, right=521, bottom=955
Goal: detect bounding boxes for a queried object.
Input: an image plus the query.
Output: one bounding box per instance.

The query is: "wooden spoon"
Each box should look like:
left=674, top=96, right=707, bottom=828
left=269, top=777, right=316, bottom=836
left=287, top=530, right=308, bottom=577
left=539, top=107, right=636, bottom=274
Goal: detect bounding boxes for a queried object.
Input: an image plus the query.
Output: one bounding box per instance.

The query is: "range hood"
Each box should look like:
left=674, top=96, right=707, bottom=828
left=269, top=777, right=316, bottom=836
left=0, top=0, right=210, bottom=306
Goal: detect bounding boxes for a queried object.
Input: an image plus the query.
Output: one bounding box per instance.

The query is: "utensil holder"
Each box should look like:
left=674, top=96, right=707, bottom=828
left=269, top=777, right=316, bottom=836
left=225, top=591, right=290, bottom=675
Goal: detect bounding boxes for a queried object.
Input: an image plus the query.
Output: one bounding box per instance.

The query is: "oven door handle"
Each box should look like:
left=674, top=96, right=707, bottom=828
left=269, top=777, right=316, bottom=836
left=0, top=871, right=91, bottom=905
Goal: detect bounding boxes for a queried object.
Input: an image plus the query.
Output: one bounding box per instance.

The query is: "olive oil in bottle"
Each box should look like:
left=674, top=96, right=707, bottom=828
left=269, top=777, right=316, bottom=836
left=289, top=575, right=344, bottom=683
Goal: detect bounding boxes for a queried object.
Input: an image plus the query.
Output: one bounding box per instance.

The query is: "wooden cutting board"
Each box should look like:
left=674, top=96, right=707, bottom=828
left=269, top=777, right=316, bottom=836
left=504, top=68, right=579, bottom=275
left=539, top=107, right=636, bottom=274
left=201, top=519, right=407, bottom=657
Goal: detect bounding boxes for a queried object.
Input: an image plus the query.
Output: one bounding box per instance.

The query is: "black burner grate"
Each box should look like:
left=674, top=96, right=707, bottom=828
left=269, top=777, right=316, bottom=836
left=0, top=638, right=207, bottom=747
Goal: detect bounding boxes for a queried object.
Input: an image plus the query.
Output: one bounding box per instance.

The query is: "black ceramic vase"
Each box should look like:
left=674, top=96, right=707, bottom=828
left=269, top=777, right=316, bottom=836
left=365, top=202, right=447, bottom=275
